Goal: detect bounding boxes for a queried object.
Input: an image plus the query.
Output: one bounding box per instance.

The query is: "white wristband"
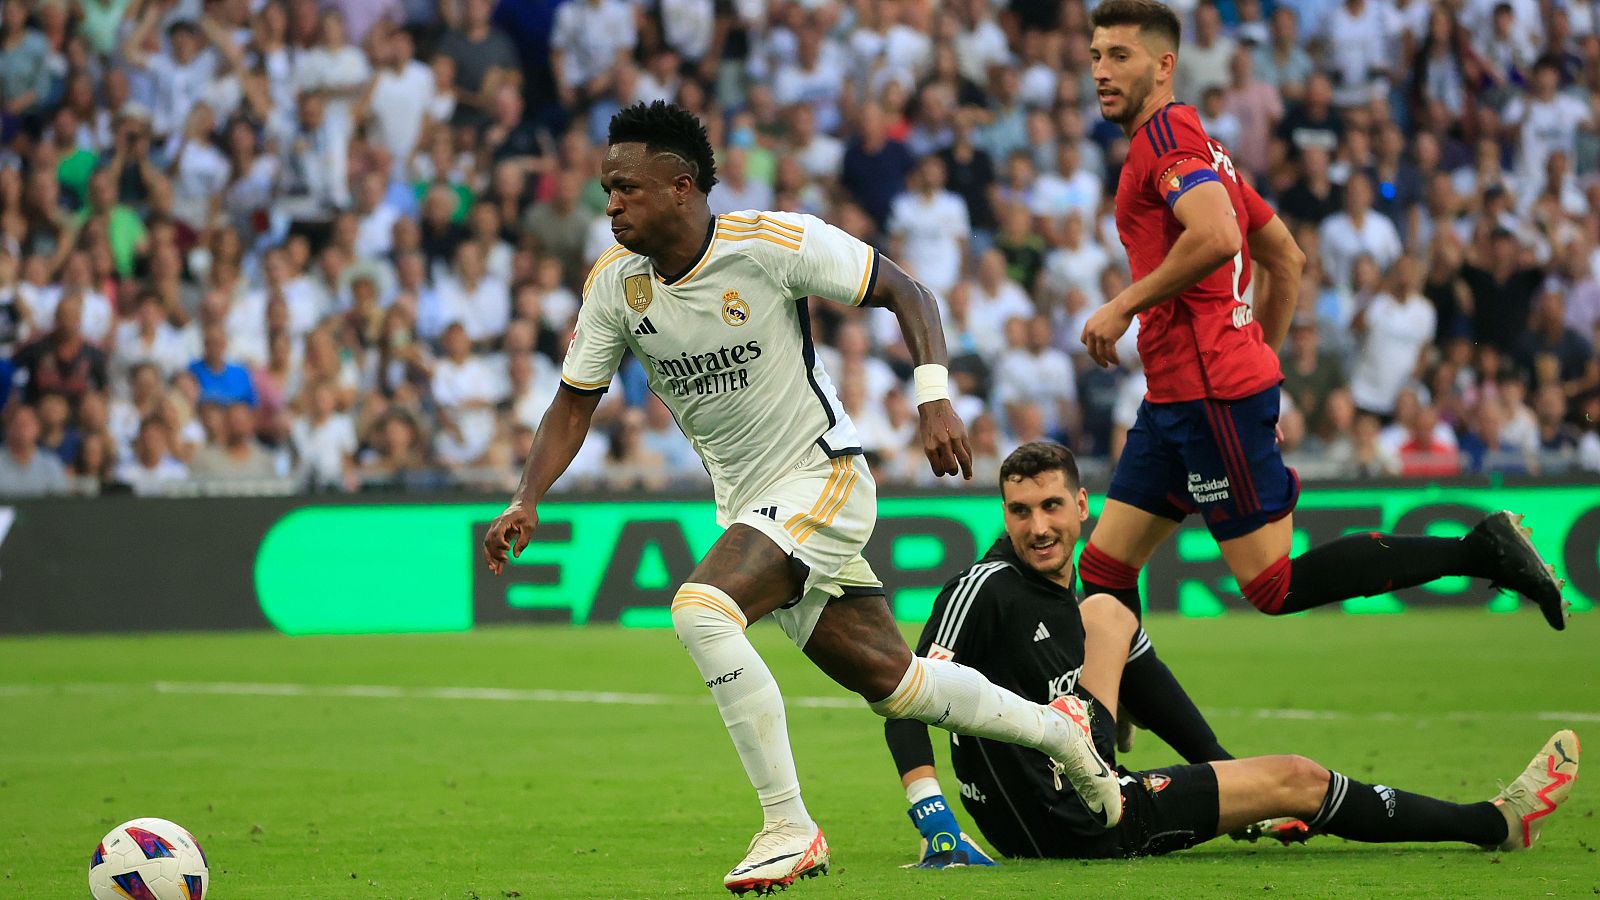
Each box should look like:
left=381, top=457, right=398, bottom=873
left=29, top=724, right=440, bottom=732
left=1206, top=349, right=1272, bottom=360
left=912, top=364, right=949, bottom=406
left=905, top=776, right=943, bottom=805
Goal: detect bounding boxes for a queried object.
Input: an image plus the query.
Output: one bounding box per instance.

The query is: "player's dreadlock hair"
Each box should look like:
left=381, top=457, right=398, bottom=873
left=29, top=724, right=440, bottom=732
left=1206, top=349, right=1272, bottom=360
left=1089, top=0, right=1182, bottom=48
left=607, top=101, right=719, bottom=194
left=999, top=441, right=1082, bottom=495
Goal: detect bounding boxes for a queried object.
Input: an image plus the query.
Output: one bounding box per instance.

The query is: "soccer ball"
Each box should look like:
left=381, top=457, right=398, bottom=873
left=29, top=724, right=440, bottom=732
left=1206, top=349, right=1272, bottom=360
left=88, top=818, right=209, bottom=900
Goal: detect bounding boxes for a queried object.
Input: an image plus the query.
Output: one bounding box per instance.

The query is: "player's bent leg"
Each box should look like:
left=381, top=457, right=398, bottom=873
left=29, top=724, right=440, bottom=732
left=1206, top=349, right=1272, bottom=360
left=1077, top=593, right=1140, bottom=716
left=1214, top=751, right=1522, bottom=848
left=1211, top=756, right=1327, bottom=836
left=1220, top=511, right=1568, bottom=627
left=813, top=602, right=1121, bottom=828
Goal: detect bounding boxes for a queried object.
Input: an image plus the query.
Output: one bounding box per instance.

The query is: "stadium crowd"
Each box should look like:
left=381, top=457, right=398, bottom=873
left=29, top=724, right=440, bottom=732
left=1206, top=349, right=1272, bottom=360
left=0, top=0, right=1597, bottom=497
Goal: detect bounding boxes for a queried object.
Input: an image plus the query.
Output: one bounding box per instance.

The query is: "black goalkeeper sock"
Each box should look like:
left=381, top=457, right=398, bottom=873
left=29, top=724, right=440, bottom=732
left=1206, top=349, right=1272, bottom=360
left=1115, top=629, right=1233, bottom=763
left=1308, top=770, right=1507, bottom=846
left=1248, top=533, right=1496, bottom=615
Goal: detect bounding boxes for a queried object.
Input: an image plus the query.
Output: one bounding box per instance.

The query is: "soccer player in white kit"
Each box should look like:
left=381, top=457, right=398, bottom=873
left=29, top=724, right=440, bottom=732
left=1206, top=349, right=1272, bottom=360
left=483, top=102, right=1121, bottom=895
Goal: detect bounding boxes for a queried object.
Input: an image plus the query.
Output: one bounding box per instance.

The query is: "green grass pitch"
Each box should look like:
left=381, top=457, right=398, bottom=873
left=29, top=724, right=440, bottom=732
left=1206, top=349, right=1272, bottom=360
left=2, top=609, right=1595, bottom=899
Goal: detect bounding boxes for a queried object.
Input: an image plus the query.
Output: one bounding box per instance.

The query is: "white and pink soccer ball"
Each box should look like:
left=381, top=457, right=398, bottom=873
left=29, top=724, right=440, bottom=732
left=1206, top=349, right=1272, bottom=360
left=88, top=818, right=209, bottom=900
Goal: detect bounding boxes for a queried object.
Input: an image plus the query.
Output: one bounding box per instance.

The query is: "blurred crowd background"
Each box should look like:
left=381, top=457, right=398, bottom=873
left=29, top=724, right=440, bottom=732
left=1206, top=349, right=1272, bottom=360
left=0, top=0, right=1597, bottom=497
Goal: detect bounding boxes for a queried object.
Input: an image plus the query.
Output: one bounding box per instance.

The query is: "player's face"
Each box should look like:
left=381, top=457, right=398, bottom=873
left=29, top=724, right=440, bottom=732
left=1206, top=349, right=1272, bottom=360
left=1001, top=471, right=1090, bottom=580
left=1089, top=25, right=1164, bottom=125
left=601, top=142, right=696, bottom=257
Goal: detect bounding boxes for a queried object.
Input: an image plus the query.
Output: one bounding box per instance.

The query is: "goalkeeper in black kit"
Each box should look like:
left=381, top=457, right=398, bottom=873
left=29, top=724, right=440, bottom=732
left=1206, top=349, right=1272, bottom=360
left=884, top=442, right=1580, bottom=863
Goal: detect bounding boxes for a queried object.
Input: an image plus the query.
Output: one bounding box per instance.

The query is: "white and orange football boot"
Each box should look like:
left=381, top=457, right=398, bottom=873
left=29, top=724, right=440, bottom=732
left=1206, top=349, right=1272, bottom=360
left=1046, top=695, right=1124, bottom=828
left=723, top=819, right=829, bottom=896
left=1488, top=729, right=1580, bottom=851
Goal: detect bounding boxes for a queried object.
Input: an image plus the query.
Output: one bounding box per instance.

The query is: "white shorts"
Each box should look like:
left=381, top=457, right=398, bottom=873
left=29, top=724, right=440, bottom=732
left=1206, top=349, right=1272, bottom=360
left=729, top=447, right=882, bottom=648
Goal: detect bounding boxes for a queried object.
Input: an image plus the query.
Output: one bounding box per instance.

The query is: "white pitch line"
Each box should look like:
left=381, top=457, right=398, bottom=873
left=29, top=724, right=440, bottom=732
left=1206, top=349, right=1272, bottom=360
left=0, top=681, right=1596, bottom=722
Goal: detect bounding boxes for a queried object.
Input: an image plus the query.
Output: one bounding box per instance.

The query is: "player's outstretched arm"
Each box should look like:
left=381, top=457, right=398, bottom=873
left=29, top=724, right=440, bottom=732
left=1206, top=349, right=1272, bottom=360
left=1082, top=180, right=1242, bottom=368
left=884, top=722, right=998, bottom=868
left=483, top=386, right=602, bottom=575
left=863, top=256, right=973, bottom=479
left=1246, top=214, right=1305, bottom=353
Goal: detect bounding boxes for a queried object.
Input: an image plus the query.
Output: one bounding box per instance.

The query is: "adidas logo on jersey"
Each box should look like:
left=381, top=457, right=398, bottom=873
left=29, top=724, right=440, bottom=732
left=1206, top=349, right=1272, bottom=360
left=752, top=505, right=778, bottom=520
left=633, top=316, right=659, bottom=336
left=1033, top=622, right=1051, bottom=642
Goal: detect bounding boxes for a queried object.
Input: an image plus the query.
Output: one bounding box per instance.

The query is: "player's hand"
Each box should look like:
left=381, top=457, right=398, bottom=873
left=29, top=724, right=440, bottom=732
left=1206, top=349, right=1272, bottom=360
left=483, top=501, right=538, bottom=576
left=1080, top=300, right=1134, bottom=369
left=902, top=795, right=997, bottom=869
left=917, top=399, right=973, bottom=480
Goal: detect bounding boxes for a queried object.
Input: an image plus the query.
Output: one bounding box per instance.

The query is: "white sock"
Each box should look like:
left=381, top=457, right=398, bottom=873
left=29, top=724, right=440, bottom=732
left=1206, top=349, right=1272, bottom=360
left=870, top=656, right=1081, bottom=761
left=672, top=582, right=812, bottom=831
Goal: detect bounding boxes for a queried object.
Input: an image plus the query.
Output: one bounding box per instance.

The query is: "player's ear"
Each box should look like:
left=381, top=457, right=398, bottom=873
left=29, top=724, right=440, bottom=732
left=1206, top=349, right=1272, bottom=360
left=1076, top=487, right=1089, bottom=522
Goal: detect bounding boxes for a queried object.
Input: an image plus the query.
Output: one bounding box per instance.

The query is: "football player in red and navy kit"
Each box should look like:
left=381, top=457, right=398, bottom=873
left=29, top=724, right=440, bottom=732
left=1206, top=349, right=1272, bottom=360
left=1074, top=0, right=1568, bottom=641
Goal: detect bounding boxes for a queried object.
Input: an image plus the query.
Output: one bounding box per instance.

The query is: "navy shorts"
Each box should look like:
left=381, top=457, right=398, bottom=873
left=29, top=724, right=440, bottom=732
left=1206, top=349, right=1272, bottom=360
left=1107, top=386, right=1300, bottom=541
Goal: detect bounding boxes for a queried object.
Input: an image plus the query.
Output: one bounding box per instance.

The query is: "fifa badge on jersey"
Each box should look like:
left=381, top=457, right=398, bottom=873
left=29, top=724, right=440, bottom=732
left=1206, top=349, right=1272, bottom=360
left=625, top=274, right=653, bottom=313
left=1142, top=773, right=1172, bottom=794
left=722, top=290, right=750, bottom=326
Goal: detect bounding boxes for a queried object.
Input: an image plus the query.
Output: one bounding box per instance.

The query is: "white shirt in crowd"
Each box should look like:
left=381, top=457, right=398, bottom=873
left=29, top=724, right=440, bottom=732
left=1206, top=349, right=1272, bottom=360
left=888, top=189, right=970, bottom=297
left=992, top=343, right=1077, bottom=434
left=368, top=59, right=436, bottom=174
left=966, top=279, right=1035, bottom=362
left=1318, top=211, right=1404, bottom=287
left=291, top=412, right=358, bottom=488
left=1326, top=0, right=1395, bottom=107
left=1349, top=292, right=1437, bottom=415
left=1503, top=90, right=1593, bottom=181
left=435, top=276, right=511, bottom=343
left=551, top=0, right=638, bottom=90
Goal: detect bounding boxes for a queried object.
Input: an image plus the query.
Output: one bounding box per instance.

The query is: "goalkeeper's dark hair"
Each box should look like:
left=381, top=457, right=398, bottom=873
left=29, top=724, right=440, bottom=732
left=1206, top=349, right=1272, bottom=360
left=999, top=441, right=1081, bottom=495
left=1089, top=0, right=1182, bottom=48
left=607, top=101, right=719, bottom=194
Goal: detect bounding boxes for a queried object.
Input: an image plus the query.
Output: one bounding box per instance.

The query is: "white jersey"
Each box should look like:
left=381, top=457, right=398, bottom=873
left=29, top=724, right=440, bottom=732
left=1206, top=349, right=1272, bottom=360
left=562, top=210, right=876, bottom=519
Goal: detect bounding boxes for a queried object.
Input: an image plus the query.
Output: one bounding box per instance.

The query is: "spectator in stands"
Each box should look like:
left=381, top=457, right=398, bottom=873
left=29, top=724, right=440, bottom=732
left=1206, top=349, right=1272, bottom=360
left=11, top=294, right=107, bottom=407
left=549, top=0, right=634, bottom=111
left=0, top=403, right=67, bottom=496
left=992, top=315, right=1077, bottom=443
left=114, top=415, right=188, bottom=496
left=887, top=155, right=969, bottom=298
left=1398, top=404, right=1461, bottom=477
left=1463, top=227, right=1545, bottom=354
left=1281, top=316, right=1346, bottom=434
left=190, top=400, right=279, bottom=484
left=840, top=102, right=913, bottom=231
left=1349, top=255, right=1435, bottom=420
left=1516, top=288, right=1594, bottom=387
left=1319, top=173, right=1404, bottom=288
left=291, top=378, right=357, bottom=491
left=189, top=322, right=257, bottom=407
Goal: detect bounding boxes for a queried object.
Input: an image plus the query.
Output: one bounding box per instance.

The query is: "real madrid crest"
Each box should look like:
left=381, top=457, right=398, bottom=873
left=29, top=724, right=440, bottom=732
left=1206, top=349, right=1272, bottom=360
left=721, top=290, right=750, bottom=327
left=625, top=274, right=653, bottom=313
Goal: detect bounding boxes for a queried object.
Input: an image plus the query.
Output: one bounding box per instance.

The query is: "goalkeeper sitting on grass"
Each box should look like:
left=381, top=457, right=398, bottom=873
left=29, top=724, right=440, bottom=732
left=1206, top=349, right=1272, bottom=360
left=884, top=442, right=1579, bottom=864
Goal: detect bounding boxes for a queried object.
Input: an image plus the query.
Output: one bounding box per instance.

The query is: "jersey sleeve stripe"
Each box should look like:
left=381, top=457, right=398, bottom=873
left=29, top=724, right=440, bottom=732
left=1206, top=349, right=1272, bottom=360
left=932, top=562, right=1006, bottom=649
left=715, top=230, right=801, bottom=251
left=851, top=248, right=879, bottom=306
left=720, top=213, right=805, bottom=238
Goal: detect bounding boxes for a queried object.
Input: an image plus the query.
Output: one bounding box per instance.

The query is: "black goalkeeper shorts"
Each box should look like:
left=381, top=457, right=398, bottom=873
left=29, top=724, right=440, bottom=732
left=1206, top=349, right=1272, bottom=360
left=1053, top=696, right=1221, bottom=858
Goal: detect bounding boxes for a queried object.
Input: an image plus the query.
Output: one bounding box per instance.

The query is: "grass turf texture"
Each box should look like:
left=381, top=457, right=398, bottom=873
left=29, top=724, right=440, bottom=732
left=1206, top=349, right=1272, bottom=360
left=2, top=609, right=1595, bottom=899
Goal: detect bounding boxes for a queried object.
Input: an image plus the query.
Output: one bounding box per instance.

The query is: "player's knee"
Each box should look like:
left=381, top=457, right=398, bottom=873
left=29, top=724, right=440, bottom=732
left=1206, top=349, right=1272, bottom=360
left=1277, top=754, right=1330, bottom=812
left=1242, top=556, right=1292, bottom=615
left=670, top=583, right=748, bottom=646
left=1080, top=592, right=1139, bottom=640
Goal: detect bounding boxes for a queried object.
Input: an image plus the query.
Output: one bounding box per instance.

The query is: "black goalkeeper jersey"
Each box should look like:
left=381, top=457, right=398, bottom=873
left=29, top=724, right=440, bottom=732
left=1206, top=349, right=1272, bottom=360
left=911, top=537, right=1114, bottom=857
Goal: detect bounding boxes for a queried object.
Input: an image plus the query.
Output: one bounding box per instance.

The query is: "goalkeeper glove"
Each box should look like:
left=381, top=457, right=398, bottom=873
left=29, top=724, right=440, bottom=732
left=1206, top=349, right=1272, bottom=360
left=903, top=795, right=998, bottom=868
